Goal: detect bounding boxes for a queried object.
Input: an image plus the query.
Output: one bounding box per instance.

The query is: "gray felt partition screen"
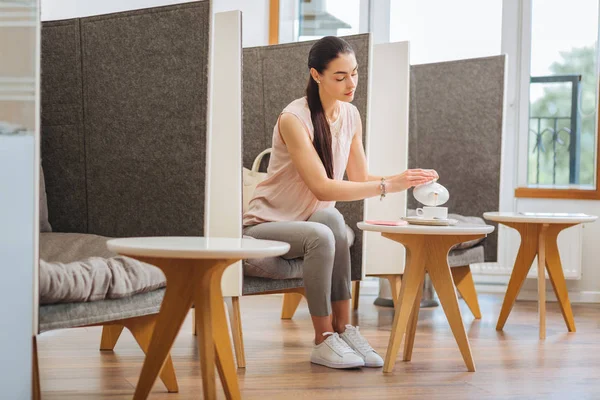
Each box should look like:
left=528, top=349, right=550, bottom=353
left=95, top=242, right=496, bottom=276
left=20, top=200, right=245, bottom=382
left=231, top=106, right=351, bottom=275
left=408, top=55, right=506, bottom=262
left=41, top=1, right=210, bottom=237
left=242, top=34, right=371, bottom=281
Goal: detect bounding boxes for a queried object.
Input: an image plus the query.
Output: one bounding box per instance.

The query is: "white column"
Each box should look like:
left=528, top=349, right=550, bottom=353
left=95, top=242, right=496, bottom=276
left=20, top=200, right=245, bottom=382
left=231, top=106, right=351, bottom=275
left=0, top=1, right=39, bottom=397
left=363, top=41, right=410, bottom=277
left=205, top=11, right=243, bottom=296
left=367, top=0, right=390, bottom=44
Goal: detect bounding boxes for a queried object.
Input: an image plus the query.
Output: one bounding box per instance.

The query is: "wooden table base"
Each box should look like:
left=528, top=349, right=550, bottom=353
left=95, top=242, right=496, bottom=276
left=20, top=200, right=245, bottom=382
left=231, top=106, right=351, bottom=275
left=130, top=257, right=241, bottom=400
left=495, top=222, right=577, bottom=339
left=381, top=232, right=485, bottom=373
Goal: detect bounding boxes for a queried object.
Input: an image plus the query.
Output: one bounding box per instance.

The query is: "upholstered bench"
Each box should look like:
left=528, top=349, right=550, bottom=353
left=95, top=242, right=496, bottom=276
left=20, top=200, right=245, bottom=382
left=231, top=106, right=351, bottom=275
left=36, top=2, right=212, bottom=393
left=36, top=168, right=178, bottom=392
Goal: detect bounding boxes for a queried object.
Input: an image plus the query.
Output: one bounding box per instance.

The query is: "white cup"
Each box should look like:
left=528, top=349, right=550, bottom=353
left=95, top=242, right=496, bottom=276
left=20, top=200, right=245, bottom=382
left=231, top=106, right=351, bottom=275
left=416, top=206, right=448, bottom=220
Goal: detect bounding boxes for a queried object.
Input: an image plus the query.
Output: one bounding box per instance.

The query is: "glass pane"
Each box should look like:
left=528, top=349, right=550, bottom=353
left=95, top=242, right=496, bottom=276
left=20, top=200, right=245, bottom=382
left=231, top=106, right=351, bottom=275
left=389, top=0, right=502, bottom=64
left=297, top=0, right=361, bottom=42
left=0, top=0, right=36, bottom=131
left=528, top=0, right=599, bottom=187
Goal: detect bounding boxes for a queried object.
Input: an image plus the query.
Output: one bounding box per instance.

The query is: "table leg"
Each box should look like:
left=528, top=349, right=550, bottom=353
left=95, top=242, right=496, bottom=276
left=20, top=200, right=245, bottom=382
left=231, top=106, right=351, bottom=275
left=496, top=223, right=538, bottom=331
left=209, top=269, right=241, bottom=400
left=194, top=266, right=218, bottom=400
left=382, top=238, right=427, bottom=373
left=451, top=266, right=481, bottom=319
left=381, top=233, right=483, bottom=372
left=123, top=316, right=179, bottom=393
left=402, top=274, right=423, bottom=362
left=427, top=238, right=475, bottom=372
left=538, top=225, right=548, bottom=339
left=496, top=222, right=578, bottom=336
left=133, top=261, right=196, bottom=400
left=32, top=336, right=40, bottom=400
left=545, top=224, right=577, bottom=332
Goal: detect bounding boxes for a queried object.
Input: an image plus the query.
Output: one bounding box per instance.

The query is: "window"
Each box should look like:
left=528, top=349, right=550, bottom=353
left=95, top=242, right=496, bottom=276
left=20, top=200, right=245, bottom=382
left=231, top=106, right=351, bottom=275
left=525, top=0, right=599, bottom=189
left=278, top=0, right=364, bottom=44
left=514, top=0, right=600, bottom=199
left=389, top=0, right=503, bottom=64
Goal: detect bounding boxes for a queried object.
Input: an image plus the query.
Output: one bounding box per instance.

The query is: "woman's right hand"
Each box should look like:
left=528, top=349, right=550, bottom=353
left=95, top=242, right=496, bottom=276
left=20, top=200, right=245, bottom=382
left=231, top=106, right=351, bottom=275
left=386, top=169, right=438, bottom=193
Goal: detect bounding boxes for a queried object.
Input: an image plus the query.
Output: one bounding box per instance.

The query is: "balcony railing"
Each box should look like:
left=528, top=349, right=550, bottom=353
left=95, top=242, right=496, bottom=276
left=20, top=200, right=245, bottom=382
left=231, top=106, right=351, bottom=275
left=529, top=74, right=582, bottom=185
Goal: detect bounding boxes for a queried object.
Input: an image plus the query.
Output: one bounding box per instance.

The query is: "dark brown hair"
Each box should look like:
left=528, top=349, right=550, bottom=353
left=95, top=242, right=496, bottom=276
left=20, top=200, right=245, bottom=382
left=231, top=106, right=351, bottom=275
left=306, top=36, right=354, bottom=179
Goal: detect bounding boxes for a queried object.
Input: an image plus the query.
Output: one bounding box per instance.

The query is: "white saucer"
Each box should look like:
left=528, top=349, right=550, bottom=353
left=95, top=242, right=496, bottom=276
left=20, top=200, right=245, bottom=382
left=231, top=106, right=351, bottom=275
left=402, top=216, right=458, bottom=226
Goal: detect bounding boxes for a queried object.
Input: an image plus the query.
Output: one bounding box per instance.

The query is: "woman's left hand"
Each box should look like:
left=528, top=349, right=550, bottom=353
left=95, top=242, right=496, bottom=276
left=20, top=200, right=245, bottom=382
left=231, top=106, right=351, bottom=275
left=425, top=169, right=439, bottom=182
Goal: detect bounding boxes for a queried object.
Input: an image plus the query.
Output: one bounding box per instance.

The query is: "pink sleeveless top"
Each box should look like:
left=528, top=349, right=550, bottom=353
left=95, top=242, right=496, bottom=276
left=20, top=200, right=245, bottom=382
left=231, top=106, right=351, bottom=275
left=243, top=97, right=359, bottom=226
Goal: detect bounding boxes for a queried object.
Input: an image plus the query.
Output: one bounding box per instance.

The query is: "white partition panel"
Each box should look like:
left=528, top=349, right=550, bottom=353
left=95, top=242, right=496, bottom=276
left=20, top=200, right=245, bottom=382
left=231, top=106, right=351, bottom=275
left=363, top=41, right=410, bottom=276
left=205, top=10, right=243, bottom=296
left=0, top=0, right=39, bottom=398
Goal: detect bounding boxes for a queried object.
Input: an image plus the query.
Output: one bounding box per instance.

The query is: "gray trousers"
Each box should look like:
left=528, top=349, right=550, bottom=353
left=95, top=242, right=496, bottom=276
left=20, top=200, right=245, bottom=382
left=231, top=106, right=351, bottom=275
left=243, top=207, right=352, bottom=317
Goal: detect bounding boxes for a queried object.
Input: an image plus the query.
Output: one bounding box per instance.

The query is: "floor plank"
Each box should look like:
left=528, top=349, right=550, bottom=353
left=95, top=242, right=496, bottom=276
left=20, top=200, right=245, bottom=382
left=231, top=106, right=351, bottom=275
left=38, top=293, right=600, bottom=399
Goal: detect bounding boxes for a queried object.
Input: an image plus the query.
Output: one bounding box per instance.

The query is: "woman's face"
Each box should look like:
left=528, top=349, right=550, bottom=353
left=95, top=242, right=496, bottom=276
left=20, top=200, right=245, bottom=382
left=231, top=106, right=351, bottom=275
left=313, top=52, right=358, bottom=103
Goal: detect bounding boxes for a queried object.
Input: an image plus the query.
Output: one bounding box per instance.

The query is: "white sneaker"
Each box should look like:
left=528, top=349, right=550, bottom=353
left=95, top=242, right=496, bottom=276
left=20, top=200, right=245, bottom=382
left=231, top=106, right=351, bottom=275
left=310, top=332, right=365, bottom=369
left=340, top=325, right=384, bottom=367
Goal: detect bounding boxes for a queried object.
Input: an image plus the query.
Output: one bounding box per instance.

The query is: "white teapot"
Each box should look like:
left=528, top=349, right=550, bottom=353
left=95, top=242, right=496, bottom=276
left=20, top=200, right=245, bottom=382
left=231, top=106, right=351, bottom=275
left=412, top=180, right=449, bottom=207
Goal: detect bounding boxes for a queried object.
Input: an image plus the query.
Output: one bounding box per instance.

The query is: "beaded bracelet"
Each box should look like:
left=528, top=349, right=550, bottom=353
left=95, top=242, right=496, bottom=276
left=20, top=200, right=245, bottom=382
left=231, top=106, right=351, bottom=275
left=380, top=177, right=387, bottom=201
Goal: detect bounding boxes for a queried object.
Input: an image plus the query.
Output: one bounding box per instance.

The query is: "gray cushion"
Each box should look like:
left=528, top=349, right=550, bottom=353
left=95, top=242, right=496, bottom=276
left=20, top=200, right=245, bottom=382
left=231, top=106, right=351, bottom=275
left=448, top=213, right=487, bottom=250
left=242, top=224, right=355, bottom=280
left=448, top=245, right=484, bottom=267
left=39, top=256, right=166, bottom=305
left=39, top=288, right=164, bottom=332
left=40, top=232, right=165, bottom=305
left=241, top=248, right=484, bottom=294
left=39, top=166, right=52, bottom=232
left=40, top=232, right=117, bottom=263
left=243, top=257, right=303, bottom=280
left=239, top=246, right=482, bottom=299
left=242, top=276, right=304, bottom=296
left=40, top=232, right=115, bottom=262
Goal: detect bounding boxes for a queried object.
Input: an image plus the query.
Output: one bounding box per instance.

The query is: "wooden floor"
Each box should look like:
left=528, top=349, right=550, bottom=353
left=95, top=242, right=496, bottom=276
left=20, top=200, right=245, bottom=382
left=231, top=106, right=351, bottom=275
left=38, top=293, right=600, bottom=399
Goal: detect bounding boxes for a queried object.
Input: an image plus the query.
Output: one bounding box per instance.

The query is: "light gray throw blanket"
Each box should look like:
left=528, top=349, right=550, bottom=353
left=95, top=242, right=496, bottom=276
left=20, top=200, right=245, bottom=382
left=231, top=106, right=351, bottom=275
left=39, top=233, right=166, bottom=305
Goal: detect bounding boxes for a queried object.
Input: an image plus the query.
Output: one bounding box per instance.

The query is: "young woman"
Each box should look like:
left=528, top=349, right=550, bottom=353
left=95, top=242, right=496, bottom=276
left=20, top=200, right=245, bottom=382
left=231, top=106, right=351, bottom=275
left=243, top=36, right=438, bottom=369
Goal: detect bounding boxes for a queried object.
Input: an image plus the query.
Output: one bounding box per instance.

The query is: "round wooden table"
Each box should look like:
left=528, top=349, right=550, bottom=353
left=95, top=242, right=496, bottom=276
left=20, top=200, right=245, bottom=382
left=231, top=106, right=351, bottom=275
left=358, top=222, right=494, bottom=373
left=484, top=212, right=597, bottom=339
left=107, top=236, right=290, bottom=400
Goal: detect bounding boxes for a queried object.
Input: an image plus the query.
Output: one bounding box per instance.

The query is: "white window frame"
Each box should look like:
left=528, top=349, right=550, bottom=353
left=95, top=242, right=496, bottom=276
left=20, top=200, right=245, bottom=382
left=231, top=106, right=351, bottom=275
left=514, top=0, right=534, bottom=189
left=498, top=0, right=528, bottom=210
left=510, top=0, right=600, bottom=192
left=364, top=0, right=390, bottom=44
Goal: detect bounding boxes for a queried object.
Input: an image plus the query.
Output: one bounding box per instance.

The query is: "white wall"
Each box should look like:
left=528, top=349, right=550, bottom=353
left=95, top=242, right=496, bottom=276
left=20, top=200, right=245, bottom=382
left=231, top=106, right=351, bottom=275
left=390, top=0, right=502, bottom=64
left=41, top=0, right=269, bottom=47
left=41, top=0, right=196, bottom=20
left=212, top=0, right=268, bottom=47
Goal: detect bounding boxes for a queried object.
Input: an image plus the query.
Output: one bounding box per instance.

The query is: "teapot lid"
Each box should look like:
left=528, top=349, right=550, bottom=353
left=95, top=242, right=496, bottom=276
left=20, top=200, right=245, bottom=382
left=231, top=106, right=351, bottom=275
left=413, top=181, right=450, bottom=206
